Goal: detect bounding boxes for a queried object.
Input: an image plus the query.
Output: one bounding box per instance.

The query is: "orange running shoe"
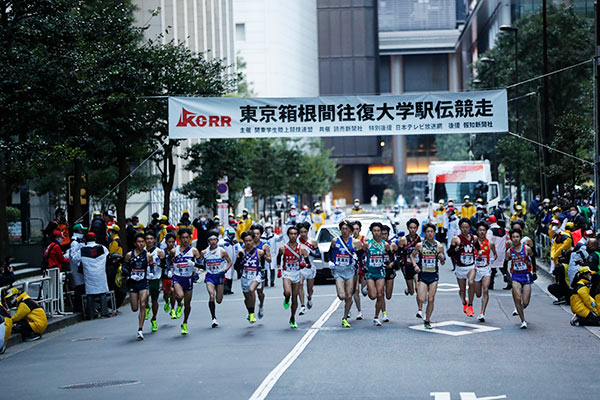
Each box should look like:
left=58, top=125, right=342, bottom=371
left=463, top=304, right=468, bottom=314
left=466, top=305, right=475, bottom=317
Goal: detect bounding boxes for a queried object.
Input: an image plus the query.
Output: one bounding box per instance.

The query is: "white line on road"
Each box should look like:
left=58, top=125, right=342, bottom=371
left=248, top=297, right=342, bottom=400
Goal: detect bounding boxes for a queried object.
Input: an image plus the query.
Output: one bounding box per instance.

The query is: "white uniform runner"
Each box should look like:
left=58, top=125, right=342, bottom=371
left=299, top=237, right=318, bottom=280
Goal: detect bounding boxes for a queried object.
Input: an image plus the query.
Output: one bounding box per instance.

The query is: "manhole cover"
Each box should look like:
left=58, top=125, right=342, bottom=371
left=71, top=337, right=105, bottom=342
left=60, top=380, right=140, bottom=389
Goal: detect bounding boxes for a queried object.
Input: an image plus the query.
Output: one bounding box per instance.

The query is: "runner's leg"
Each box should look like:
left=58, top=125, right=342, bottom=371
left=512, top=282, right=525, bottom=322
left=425, top=281, right=438, bottom=322
left=138, top=290, right=149, bottom=330
left=183, top=289, right=193, bottom=323
left=375, top=278, right=385, bottom=319
left=481, top=276, right=491, bottom=314
left=206, top=282, right=217, bottom=320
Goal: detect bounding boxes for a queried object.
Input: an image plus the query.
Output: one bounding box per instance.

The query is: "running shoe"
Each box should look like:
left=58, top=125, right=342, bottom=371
left=341, top=318, right=351, bottom=328
left=151, top=320, right=158, bottom=332
left=463, top=304, right=468, bottom=314
left=570, top=315, right=579, bottom=326
left=382, top=311, right=389, bottom=322
left=416, top=309, right=423, bottom=319
left=24, top=334, right=41, bottom=342
left=424, top=321, right=432, bottom=330
left=176, top=305, right=183, bottom=319
left=356, top=311, right=363, bottom=320
left=520, top=321, right=528, bottom=329
left=283, top=298, right=290, bottom=310
left=290, top=321, right=298, bottom=329
left=0, top=343, right=6, bottom=355
left=137, top=330, right=144, bottom=341
left=373, top=318, right=382, bottom=326
left=347, top=310, right=351, bottom=318
left=307, top=299, right=313, bottom=309
left=258, top=307, right=264, bottom=319
left=212, top=319, right=219, bottom=328
left=299, top=306, right=306, bottom=316
left=466, top=305, right=475, bottom=317
left=477, top=313, right=485, bottom=322
left=170, top=308, right=176, bottom=319
left=404, top=288, right=409, bottom=296
left=512, top=308, right=518, bottom=317
left=362, top=286, right=368, bottom=297
left=181, top=323, right=188, bottom=335
left=164, top=302, right=170, bottom=313
left=249, top=313, right=257, bottom=324
left=145, top=307, right=150, bottom=320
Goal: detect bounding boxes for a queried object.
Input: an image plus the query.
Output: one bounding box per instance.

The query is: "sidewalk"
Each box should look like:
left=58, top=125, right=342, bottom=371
left=6, top=312, right=82, bottom=348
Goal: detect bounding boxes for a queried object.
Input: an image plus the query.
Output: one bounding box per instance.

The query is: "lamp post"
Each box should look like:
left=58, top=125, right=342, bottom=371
left=500, top=25, right=519, bottom=133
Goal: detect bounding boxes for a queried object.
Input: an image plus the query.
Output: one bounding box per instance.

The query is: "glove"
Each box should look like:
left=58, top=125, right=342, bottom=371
left=277, top=269, right=282, bottom=278
left=192, top=272, right=200, bottom=283
left=532, top=273, right=538, bottom=281
left=299, top=261, right=307, bottom=269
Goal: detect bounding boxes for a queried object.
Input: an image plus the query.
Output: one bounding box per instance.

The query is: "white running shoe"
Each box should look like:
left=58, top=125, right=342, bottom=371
left=307, top=299, right=313, bottom=309
left=520, top=321, right=528, bottom=329
left=362, top=286, right=368, bottom=297
left=299, top=306, right=306, bottom=316
left=416, top=310, right=423, bottom=319
left=356, top=311, right=363, bottom=320
left=137, top=330, right=144, bottom=341
left=211, top=319, right=219, bottom=328
left=477, top=313, right=485, bottom=322
left=373, top=318, right=382, bottom=326
left=512, top=308, right=518, bottom=316
left=382, top=312, right=390, bottom=322
left=404, top=288, right=409, bottom=296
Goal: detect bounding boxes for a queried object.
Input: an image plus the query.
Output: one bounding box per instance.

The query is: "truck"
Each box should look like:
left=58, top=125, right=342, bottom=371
left=425, top=160, right=502, bottom=219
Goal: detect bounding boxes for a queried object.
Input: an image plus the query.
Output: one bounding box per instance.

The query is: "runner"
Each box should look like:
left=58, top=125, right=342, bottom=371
left=395, top=218, right=421, bottom=309
left=351, top=221, right=366, bottom=320
left=122, top=233, right=154, bottom=340
left=298, top=222, right=320, bottom=316
left=448, top=218, right=477, bottom=317
left=261, top=222, right=283, bottom=287
left=381, top=225, right=397, bottom=322
left=234, top=231, right=265, bottom=324
left=169, top=228, right=201, bottom=335
left=200, top=231, right=232, bottom=328
left=328, top=220, right=363, bottom=327
left=504, top=228, right=537, bottom=329
left=251, top=224, right=270, bottom=319
left=473, top=221, right=497, bottom=322
left=221, top=228, right=238, bottom=294
left=365, top=222, right=391, bottom=326
left=277, top=225, right=309, bottom=328
left=161, top=233, right=176, bottom=315
left=411, top=223, right=445, bottom=329
left=144, top=231, right=166, bottom=332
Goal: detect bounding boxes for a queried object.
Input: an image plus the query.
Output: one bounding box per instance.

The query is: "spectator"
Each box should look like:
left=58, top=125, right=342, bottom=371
left=548, top=249, right=571, bottom=306
left=568, top=205, right=588, bottom=232
left=536, top=198, right=552, bottom=236
left=584, top=238, right=600, bottom=273
left=69, top=224, right=86, bottom=312
left=567, top=232, right=595, bottom=286
left=42, top=230, right=69, bottom=272
left=148, top=212, right=161, bottom=234
left=131, top=215, right=144, bottom=231
left=193, top=214, right=214, bottom=252
left=570, top=267, right=600, bottom=326
left=551, top=222, right=574, bottom=267
left=460, top=195, right=475, bottom=219
left=528, top=194, right=541, bottom=218
left=470, top=204, right=488, bottom=226
left=80, top=233, right=110, bottom=319
left=492, top=199, right=508, bottom=224
left=42, top=207, right=68, bottom=247
left=3, top=288, right=47, bottom=342
left=510, top=204, right=524, bottom=222
left=103, top=210, right=116, bottom=230
left=0, top=257, right=15, bottom=287
left=1, top=304, right=10, bottom=354
left=177, top=210, right=193, bottom=231
left=90, top=211, right=108, bottom=247
left=106, top=225, right=126, bottom=312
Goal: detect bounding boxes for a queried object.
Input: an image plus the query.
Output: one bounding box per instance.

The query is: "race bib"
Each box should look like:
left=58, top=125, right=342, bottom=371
left=242, top=269, right=258, bottom=279
left=370, top=255, right=384, bottom=267
left=206, top=260, right=222, bottom=274
left=422, top=255, right=437, bottom=272
left=475, top=256, right=488, bottom=268
left=513, top=261, right=527, bottom=271
left=460, top=254, right=474, bottom=265
left=286, top=262, right=300, bottom=271
left=336, top=254, right=351, bottom=267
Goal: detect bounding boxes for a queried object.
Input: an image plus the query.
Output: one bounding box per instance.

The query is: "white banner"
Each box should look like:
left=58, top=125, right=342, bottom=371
left=168, top=90, right=508, bottom=139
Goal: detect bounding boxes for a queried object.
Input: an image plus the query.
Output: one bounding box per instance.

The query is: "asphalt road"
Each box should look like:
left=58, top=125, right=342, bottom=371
left=2, top=211, right=599, bottom=399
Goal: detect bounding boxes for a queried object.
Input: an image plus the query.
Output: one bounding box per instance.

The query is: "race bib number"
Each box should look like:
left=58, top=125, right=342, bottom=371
left=513, top=261, right=528, bottom=272
left=475, top=256, right=488, bottom=268
left=130, top=269, right=146, bottom=281
left=286, top=262, right=300, bottom=271
left=460, top=254, right=474, bottom=265
left=336, top=254, right=351, bottom=267
left=370, top=255, right=384, bottom=267
left=422, top=255, right=437, bottom=272
left=242, top=269, right=258, bottom=279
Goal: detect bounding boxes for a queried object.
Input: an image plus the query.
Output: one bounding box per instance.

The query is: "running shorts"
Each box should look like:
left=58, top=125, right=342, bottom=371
left=282, top=269, right=301, bottom=284
left=366, top=266, right=385, bottom=281
left=418, top=272, right=439, bottom=285
left=301, top=266, right=316, bottom=280
left=162, top=278, right=172, bottom=294
left=402, top=263, right=417, bottom=280
left=148, top=279, right=161, bottom=301
left=454, top=265, right=474, bottom=280
left=126, top=278, right=148, bottom=293
left=385, top=267, right=396, bottom=281
left=241, top=273, right=262, bottom=292
left=205, top=272, right=224, bottom=286
left=172, top=275, right=194, bottom=291
left=333, top=265, right=355, bottom=281
left=474, top=266, right=491, bottom=282
left=511, top=271, right=533, bottom=285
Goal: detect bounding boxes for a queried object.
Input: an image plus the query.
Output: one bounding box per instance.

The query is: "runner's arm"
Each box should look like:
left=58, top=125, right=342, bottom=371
left=222, top=249, right=232, bottom=272
left=263, top=244, right=272, bottom=264
left=277, top=246, right=284, bottom=270
left=490, top=242, right=497, bottom=261
left=410, top=244, right=421, bottom=271
left=527, top=245, right=537, bottom=275
left=437, top=242, right=446, bottom=265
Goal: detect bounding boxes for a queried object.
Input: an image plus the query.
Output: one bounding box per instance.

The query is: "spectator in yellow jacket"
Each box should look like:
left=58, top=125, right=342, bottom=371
left=510, top=204, right=525, bottom=222
left=108, top=225, right=123, bottom=256
left=460, top=195, right=475, bottom=219
left=570, top=267, right=600, bottom=326
left=237, top=209, right=253, bottom=239
left=551, top=222, right=574, bottom=266
left=4, top=288, right=47, bottom=342
left=311, top=202, right=327, bottom=232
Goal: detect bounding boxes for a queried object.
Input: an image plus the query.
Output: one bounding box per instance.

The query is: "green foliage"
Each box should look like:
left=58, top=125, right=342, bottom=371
left=434, top=134, right=469, bottom=160
left=5, top=207, right=20, bottom=222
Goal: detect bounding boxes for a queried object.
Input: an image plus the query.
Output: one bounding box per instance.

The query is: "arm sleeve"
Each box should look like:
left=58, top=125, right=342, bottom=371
left=577, top=286, right=596, bottom=310
left=53, top=244, right=69, bottom=263
left=11, top=302, right=32, bottom=323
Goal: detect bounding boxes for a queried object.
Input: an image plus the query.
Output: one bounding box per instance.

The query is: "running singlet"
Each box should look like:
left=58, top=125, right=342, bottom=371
left=299, top=237, right=319, bottom=258
left=367, top=239, right=386, bottom=270
left=204, top=247, right=226, bottom=274
left=161, top=252, right=173, bottom=279
left=173, top=245, right=195, bottom=277
left=399, top=235, right=421, bottom=265
left=282, top=243, right=301, bottom=271
left=475, top=238, right=490, bottom=268
left=420, top=241, right=439, bottom=273
left=509, top=245, right=532, bottom=273
left=241, top=248, right=261, bottom=279
left=128, top=250, right=149, bottom=281
left=457, top=235, right=476, bottom=267
left=332, top=237, right=355, bottom=268
left=147, top=247, right=162, bottom=280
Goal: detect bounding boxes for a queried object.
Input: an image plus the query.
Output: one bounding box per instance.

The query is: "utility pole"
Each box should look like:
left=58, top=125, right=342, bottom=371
left=594, top=2, right=600, bottom=229
left=542, top=0, right=549, bottom=198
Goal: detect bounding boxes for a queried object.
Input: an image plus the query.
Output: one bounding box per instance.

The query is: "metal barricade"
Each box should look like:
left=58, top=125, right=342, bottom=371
left=0, top=268, right=63, bottom=316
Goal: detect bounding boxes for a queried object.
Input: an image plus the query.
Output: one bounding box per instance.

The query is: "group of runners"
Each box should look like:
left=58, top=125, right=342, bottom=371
left=120, top=214, right=537, bottom=339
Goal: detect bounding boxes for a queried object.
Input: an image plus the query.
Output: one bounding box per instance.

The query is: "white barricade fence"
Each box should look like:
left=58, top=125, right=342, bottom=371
left=0, top=267, right=66, bottom=316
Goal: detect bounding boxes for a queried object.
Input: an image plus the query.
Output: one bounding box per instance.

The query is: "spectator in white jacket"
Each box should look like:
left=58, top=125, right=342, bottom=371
left=69, top=224, right=86, bottom=312
left=80, top=232, right=110, bottom=319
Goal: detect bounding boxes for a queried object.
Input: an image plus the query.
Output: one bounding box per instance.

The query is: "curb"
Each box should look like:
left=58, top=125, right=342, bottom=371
left=6, top=312, right=83, bottom=348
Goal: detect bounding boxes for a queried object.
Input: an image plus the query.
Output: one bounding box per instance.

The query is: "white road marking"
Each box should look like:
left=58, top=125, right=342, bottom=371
left=248, top=298, right=342, bottom=400
left=460, top=393, right=507, bottom=400
left=437, top=283, right=459, bottom=292
left=409, top=320, right=500, bottom=336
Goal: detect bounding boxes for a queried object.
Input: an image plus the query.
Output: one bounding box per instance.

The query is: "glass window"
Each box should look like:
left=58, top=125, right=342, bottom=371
left=433, top=182, right=478, bottom=203
left=318, top=227, right=340, bottom=243
left=403, top=54, right=449, bottom=92
left=235, top=23, right=245, bottom=41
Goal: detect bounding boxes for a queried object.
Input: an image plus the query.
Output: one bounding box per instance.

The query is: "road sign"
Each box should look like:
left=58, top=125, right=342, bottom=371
left=217, top=203, right=228, bottom=223
left=217, top=182, right=229, bottom=200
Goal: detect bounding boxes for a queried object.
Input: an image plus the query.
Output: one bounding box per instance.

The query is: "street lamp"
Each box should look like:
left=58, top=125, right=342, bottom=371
left=500, top=25, right=519, bottom=133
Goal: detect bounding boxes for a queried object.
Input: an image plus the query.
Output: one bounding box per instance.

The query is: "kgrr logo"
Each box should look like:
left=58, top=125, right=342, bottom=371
left=176, top=107, right=232, bottom=127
